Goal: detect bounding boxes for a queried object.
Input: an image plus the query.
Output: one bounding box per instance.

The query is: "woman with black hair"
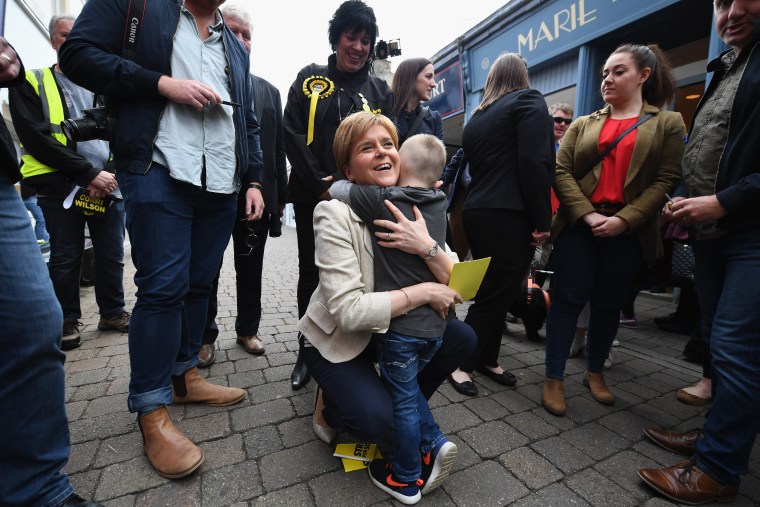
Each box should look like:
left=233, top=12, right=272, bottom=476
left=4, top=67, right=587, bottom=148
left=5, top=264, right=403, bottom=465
left=283, top=0, right=394, bottom=390
left=391, top=58, right=443, bottom=144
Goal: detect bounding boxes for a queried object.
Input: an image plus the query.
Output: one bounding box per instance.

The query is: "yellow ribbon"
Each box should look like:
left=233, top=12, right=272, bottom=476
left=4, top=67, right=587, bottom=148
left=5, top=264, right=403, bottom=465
left=303, top=76, right=335, bottom=146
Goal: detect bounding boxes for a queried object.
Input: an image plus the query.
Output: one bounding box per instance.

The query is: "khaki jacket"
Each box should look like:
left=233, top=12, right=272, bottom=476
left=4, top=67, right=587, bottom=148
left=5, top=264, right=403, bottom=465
left=297, top=200, right=392, bottom=363
left=551, top=103, right=686, bottom=261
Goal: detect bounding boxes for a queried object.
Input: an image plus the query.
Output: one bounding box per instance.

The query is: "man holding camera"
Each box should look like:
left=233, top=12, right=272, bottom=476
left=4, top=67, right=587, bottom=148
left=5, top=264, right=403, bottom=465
left=59, top=0, right=264, bottom=479
left=9, top=14, right=129, bottom=352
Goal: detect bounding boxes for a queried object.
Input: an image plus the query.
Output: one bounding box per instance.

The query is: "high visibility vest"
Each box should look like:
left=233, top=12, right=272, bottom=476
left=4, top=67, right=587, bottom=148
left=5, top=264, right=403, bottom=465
left=20, top=67, right=68, bottom=178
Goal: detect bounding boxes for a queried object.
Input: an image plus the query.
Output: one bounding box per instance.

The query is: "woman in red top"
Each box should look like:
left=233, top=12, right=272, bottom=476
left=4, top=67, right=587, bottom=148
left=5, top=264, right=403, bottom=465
left=542, top=44, right=686, bottom=416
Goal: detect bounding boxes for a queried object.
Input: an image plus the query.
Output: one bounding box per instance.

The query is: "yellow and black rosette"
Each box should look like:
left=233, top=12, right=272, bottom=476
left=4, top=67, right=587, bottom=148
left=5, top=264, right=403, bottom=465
left=302, top=75, right=335, bottom=145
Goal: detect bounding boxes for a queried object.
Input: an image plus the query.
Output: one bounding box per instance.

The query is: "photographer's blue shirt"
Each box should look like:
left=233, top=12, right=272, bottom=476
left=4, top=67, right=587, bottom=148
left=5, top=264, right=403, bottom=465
left=152, top=5, right=237, bottom=194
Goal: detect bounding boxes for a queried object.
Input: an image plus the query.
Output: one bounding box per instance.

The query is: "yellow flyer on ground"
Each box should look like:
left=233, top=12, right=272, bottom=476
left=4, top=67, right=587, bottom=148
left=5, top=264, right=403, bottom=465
left=449, top=257, right=491, bottom=301
left=334, top=443, right=382, bottom=472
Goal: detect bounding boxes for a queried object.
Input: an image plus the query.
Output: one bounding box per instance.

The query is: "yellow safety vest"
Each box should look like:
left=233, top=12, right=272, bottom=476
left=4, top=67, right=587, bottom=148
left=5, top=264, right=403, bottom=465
left=20, top=67, right=67, bottom=178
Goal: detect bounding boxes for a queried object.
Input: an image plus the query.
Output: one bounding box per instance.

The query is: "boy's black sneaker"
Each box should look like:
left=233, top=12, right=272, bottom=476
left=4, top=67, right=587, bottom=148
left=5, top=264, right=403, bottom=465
left=368, top=458, right=422, bottom=505
left=420, top=439, right=458, bottom=495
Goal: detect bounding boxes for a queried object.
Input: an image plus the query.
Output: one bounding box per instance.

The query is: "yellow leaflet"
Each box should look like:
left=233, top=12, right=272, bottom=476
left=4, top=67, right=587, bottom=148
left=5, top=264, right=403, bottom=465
left=448, top=257, right=492, bottom=301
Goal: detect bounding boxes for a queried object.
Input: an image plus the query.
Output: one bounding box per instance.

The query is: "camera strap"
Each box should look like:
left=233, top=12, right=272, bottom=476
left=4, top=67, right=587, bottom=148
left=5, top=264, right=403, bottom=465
left=122, top=0, right=147, bottom=60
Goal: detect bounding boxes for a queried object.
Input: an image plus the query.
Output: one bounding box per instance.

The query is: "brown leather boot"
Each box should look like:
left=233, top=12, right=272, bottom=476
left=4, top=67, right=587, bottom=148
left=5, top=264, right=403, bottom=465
left=584, top=370, right=615, bottom=405
left=138, top=406, right=203, bottom=479
left=172, top=367, right=245, bottom=406
left=541, top=378, right=567, bottom=416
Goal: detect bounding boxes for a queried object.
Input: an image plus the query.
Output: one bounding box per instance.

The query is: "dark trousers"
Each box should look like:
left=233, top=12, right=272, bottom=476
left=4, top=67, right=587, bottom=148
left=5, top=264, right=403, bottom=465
left=461, top=209, right=534, bottom=373
left=293, top=200, right=320, bottom=319
left=302, top=319, right=476, bottom=442
left=544, top=225, right=643, bottom=379
left=38, top=196, right=126, bottom=320
left=203, top=191, right=271, bottom=344
left=693, top=229, right=760, bottom=486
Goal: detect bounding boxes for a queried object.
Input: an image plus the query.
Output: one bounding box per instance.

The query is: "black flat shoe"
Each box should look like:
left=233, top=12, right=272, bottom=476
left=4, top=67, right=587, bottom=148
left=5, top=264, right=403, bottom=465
left=448, top=375, right=477, bottom=396
left=476, top=366, right=517, bottom=386
left=291, top=353, right=310, bottom=390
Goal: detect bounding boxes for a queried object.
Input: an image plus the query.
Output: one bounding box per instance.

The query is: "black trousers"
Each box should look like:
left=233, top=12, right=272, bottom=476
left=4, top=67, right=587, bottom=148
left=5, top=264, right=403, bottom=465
left=293, top=200, right=320, bottom=319
left=303, top=318, right=476, bottom=442
left=203, top=193, right=271, bottom=344
left=461, top=209, right=534, bottom=373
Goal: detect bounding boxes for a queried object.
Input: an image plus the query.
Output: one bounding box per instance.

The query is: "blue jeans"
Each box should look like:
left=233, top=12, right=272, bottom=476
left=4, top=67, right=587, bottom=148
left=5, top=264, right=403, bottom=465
left=118, top=165, right=236, bottom=413
left=0, top=175, right=73, bottom=506
left=693, top=229, right=760, bottom=486
left=37, top=196, right=126, bottom=320
left=23, top=195, right=50, bottom=242
left=377, top=331, right=444, bottom=483
left=545, top=225, right=643, bottom=379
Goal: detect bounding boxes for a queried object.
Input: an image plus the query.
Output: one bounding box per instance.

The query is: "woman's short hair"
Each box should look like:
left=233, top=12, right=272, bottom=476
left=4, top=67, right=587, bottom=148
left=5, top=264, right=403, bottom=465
left=608, top=43, right=675, bottom=108
left=476, top=53, right=530, bottom=112
left=328, top=0, right=378, bottom=58
left=391, top=57, right=433, bottom=119
left=334, top=112, right=398, bottom=176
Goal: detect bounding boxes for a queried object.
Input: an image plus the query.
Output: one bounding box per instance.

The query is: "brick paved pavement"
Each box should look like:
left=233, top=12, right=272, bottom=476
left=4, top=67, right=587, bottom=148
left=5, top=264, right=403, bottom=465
left=62, top=225, right=760, bottom=505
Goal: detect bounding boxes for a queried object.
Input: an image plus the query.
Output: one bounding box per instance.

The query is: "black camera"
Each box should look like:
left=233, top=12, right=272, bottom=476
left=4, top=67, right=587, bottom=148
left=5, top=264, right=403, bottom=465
left=61, top=107, right=117, bottom=142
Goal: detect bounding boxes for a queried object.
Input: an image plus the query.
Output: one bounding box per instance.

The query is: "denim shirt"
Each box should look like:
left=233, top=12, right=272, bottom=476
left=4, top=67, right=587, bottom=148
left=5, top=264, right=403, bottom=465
left=152, top=8, right=236, bottom=193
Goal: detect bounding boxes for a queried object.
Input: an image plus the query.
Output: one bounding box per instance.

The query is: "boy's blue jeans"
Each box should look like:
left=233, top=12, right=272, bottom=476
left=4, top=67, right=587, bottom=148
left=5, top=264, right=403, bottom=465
left=377, top=331, right=445, bottom=483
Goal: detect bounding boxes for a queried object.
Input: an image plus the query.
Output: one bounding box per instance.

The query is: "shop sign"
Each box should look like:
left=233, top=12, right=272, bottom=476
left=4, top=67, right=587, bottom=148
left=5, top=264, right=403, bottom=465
left=427, top=61, right=464, bottom=119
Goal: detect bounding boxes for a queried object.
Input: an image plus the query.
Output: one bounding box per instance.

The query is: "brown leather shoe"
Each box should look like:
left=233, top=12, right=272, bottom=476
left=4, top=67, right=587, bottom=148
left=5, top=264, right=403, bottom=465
left=677, top=389, right=711, bottom=406
left=643, top=427, right=702, bottom=456
left=237, top=335, right=265, bottom=355
left=172, top=367, right=245, bottom=406
left=541, top=378, right=567, bottom=416
left=138, top=406, right=203, bottom=479
left=197, top=344, right=216, bottom=368
left=583, top=370, right=614, bottom=405
left=638, top=460, right=738, bottom=505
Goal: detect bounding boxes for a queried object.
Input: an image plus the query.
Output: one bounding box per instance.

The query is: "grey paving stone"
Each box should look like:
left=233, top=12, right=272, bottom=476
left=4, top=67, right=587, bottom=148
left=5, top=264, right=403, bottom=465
left=231, top=398, right=294, bottom=431
left=67, top=399, right=88, bottom=421
left=310, top=469, right=386, bottom=506
left=94, top=432, right=144, bottom=468
left=69, top=469, right=101, bottom=501
left=506, top=411, right=561, bottom=441
left=207, top=359, right=236, bottom=377
left=259, top=441, right=339, bottom=491
left=82, top=393, right=128, bottom=419
left=228, top=369, right=266, bottom=389
left=447, top=435, right=482, bottom=474
left=67, top=367, right=112, bottom=388
left=431, top=401, right=482, bottom=434
left=98, top=344, right=130, bottom=358
left=177, top=412, right=231, bottom=443
left=96, top=456, right=166, bottom=499
left=647, top=394, right=708, bottom=421
left=66, top=356, right=111, bottom=374
left=564, top=395, right=615, bottom=424
left=243, top=424, right=284, bottom=459
left=445, top=460, right=529, bottom=506
left=278, top=416, right=314, bottom=448
left=248, top=379, right=295, bottom=404
left=629, top=403, right=681, bottom=429
left=499, top=446, right=564, bottom=490
left=510, top=482, right=591, bottom=507
left=64, top=440, right=100, bottom=475
left=69, top=382, right=110, bottom=402
left=565, top=467, right=639, bottom=506
left=597, top=410, right=650, bottom=442
left=292, top=391, right=316, bottom=417
left=251, top=483, right=314, bottom=506
left=560, top=422, right=630, bottom=461
left=594, top=450, right=663, bottom=501
left=106, top=376, right=130, bottom=396
left=135, top=475, right=201, bottom=506
left=201, top=459, right=263, bottom=506
left=459, top=420, right=529, bottom=459
left=69, top=411, right=136, bottom=444
left=462, top=395, right=510, bottom=422
left=102, top=495, right=136, bottom=507
left=491, top=387, right=536, bottom=414
left=199, top=433, right=246, bottom=470
left=530, top=436, right=595, bottom=475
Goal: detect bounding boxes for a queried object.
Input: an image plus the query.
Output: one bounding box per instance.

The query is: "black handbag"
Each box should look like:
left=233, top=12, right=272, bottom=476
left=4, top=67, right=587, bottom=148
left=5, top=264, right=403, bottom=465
left=669, top=242, right=695, bottom=287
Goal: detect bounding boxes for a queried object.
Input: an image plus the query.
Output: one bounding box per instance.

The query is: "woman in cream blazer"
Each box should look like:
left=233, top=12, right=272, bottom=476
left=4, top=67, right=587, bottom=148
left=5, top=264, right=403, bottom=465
left=298, top=113, right=476, bottom=453
left=542, top=44, right=686, bottom=417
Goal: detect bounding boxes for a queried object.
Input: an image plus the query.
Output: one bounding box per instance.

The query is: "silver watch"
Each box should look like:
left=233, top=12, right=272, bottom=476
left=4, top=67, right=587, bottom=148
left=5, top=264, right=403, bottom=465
left=423, top=241, right=439, bottom=260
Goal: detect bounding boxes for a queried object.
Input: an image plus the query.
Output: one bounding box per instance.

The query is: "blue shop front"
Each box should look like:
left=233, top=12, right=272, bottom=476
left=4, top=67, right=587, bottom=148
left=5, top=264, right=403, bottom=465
left=429, top=0, right=720, bottom=151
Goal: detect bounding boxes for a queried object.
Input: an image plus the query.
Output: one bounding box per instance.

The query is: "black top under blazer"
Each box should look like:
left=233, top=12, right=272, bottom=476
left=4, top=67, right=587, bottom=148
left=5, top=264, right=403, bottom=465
left=461, top=89, right=555, bottom=232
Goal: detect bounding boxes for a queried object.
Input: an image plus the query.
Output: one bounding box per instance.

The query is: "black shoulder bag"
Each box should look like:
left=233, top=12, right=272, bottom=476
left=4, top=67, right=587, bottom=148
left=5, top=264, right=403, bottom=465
left=574, top=113, right=655, bottom=181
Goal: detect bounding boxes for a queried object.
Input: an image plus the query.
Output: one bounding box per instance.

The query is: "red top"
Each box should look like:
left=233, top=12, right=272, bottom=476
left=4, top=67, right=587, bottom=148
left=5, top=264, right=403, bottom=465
left=589, top=117, right=638, bottom=205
